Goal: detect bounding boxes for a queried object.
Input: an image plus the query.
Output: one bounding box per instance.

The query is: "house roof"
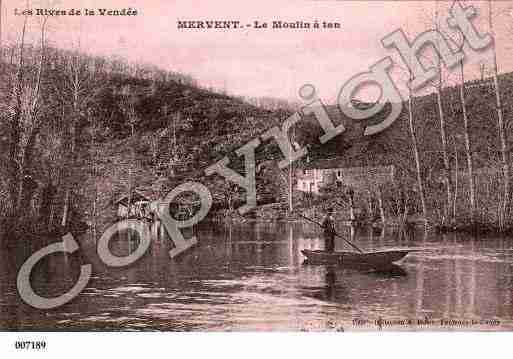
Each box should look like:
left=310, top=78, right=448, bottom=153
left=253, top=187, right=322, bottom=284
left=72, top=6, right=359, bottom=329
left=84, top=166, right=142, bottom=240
left=297, top=159, right=395, bottom=181
left=299, top=157, right=349, bottom=170
left=114, top=187, right=160, bottom=206
left=114, top=184, right=207, bottom=207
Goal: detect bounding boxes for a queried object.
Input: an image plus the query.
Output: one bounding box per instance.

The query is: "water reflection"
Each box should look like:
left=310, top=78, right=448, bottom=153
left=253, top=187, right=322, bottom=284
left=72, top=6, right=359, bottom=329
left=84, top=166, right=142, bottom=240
left=1, top=222, right=513, bottom=331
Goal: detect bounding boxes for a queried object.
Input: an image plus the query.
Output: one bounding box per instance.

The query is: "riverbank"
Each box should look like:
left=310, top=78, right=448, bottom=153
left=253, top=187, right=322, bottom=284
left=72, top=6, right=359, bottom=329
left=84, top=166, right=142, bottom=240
left=213, top=202, right=513, bottom=236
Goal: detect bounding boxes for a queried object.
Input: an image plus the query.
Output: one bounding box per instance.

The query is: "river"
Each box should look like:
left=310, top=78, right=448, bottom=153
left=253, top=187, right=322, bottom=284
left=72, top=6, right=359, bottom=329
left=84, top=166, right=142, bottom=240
left=1, top=222, right=513, bottom=331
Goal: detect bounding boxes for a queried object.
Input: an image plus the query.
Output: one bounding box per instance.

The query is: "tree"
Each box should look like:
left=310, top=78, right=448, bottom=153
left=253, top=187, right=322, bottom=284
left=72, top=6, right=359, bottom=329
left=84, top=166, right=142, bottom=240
left=489, top=0, right=511, bottom=230
left=434, top=1, right=453, bottom=225
left=443, top=1, right=476, bottom=225
left=457, top=37, right=476, bottom=225
left=407, top=76, right=428, bottom=225
left=5, top=8, right=49, bottom=229
left=56, top=50, right=103, bottom=228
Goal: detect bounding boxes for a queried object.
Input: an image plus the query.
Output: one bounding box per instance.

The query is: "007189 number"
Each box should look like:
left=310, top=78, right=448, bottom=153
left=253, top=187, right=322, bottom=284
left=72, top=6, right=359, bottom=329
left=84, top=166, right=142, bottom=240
left=14, top=341, right=47, bottom=350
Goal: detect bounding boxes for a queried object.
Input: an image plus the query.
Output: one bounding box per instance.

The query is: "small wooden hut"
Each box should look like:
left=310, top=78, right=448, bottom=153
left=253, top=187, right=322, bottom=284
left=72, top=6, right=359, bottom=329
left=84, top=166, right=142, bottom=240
left=114, top=188, right=158, bottom=219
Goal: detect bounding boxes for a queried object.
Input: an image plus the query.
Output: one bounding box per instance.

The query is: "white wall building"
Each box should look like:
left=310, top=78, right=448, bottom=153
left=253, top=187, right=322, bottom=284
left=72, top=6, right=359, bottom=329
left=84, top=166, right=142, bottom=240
left=296, top=159, right=395, bottom=194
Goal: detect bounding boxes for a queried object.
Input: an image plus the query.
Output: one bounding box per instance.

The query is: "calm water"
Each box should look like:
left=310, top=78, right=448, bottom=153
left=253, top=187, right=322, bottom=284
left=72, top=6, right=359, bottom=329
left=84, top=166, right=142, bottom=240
left=1, top=222, right=513, bottom=331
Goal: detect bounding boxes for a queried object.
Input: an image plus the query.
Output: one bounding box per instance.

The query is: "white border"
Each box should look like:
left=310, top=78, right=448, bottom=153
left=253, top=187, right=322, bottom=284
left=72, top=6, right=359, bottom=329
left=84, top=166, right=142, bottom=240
left=1, top=332, right=512, bottom=359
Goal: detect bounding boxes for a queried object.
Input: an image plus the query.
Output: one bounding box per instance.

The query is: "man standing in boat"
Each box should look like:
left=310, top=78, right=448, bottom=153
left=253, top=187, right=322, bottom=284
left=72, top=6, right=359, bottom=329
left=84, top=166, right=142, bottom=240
left=322, top=208, right=336, bottom=253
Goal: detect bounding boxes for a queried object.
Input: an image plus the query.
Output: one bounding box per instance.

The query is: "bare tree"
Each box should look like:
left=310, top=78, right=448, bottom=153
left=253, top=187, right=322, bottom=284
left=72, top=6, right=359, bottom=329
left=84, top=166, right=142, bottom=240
left=407, top=76, right=428, bottom=225
left=58, top=50, right=102, bottom=228
left=16, top=15, right=49, bottom=211
left=458, top=56, right=476, bottom=225
left=120, top=84, right=137, bottom=221
left=5, top=10, right=28, bottom=220
left=0, top=0, right=3, bottom=53
left=452, top=138, right=459, bottom=222
left=434, top=1, right=453, bottom=226
left=489, top=0, right=511, bottom=230
left=5, top=5, right=50, bottom=229
left=444, top=1, right=476, bottom=226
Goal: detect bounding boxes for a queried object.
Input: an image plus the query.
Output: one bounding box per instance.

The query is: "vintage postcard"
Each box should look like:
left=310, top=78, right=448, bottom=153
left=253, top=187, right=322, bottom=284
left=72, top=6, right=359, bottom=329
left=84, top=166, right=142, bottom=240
left=1, top=0, right=513, bottom=355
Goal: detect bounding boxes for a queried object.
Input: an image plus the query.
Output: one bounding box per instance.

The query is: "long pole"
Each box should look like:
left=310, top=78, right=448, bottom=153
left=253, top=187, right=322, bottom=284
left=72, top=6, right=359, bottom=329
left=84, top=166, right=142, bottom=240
left=298, top=213, right=364, bottom=253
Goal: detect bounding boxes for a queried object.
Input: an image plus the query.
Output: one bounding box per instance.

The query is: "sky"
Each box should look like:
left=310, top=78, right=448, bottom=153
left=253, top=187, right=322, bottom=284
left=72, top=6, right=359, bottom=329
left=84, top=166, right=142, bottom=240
left=3, top=0, right=513, bottom=103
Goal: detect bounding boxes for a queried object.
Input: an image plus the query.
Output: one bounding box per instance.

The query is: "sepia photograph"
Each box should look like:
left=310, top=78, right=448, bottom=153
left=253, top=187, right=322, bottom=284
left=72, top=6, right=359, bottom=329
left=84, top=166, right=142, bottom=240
left=1, top=0, right=513, bottom=356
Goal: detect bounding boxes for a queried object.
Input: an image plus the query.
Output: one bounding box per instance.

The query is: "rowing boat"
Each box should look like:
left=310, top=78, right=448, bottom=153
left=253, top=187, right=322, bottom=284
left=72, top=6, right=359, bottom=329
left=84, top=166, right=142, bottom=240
left=301, top=249, right=417, bottom=268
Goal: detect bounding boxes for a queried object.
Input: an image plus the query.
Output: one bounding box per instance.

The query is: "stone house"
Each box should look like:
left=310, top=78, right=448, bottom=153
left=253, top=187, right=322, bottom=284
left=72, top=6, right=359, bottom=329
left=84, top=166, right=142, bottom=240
left=296, top=158, right=395, bottom=194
